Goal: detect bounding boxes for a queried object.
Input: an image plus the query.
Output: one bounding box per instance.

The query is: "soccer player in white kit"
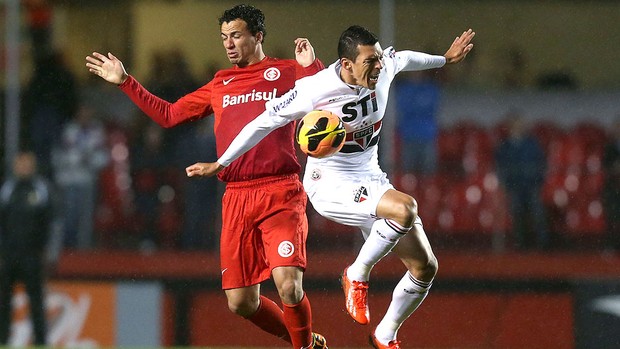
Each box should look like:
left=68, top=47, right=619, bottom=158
left=187, top=25, right=474, bottom=349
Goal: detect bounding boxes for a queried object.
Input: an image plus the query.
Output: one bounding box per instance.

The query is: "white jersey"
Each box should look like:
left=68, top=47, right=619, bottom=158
left=218, top=47, right=446, bottom=176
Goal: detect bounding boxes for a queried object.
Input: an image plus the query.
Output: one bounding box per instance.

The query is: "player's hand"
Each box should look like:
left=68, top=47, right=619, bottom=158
left=443, top=29, right=475, bottom=64
left=85, top=52, right=129, bottom=85
left=186, top=162, right=224, bottom=177
left=294, top=38, right=316, bottom=67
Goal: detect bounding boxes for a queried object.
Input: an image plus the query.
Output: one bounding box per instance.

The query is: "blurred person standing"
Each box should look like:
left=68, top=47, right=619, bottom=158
left=602, top=118, right=620, bottom=252
left=51, top=104, right=109, bottom=249
left=0, top=151, right=55, bottom=346
left=175, top=118, right=219, bottom=250
left=394, top=69, right=442, bottom=176
left=23, top=51, right=78, bottom=178
left=145, top=47, right=201, bottom=155
left=130, top=122, right=174, bottom=250
left=495, top=112, right=550, bottom=250
left=86, top=4, right=327, bottom=349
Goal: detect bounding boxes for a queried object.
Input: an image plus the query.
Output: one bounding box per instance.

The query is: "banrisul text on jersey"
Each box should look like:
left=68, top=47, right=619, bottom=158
left=222, top=88, right=278, bottom=108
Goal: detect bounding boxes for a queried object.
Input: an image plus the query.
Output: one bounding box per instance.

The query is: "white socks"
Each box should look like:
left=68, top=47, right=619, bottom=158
left=374, top=272, right=433, bottom=344
left=347, top=219, right=410, bottom=282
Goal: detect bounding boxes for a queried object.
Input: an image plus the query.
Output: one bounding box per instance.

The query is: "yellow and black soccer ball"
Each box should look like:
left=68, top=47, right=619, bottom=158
left=296, top=110, right=346, bottom=158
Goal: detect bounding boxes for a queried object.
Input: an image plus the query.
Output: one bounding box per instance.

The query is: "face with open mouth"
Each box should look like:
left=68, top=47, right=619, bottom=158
left=350, top=42, right=383, bottom=90
left=220, top=19, right=263, bottom=67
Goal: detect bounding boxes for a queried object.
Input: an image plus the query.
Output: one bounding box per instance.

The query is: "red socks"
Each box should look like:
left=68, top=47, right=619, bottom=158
left=248, top=294, right=313, bottom=348
left=248, top=295, right=291, bottom=343
left=283, top=293, right=313, bottom=349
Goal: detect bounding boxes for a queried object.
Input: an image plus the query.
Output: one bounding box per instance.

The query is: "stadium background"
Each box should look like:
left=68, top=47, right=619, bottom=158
left=2, top=0, right=620, bottom=348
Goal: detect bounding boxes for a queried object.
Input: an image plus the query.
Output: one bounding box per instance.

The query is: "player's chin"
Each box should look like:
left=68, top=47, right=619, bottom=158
left=367, top=77, right=379, bottom=89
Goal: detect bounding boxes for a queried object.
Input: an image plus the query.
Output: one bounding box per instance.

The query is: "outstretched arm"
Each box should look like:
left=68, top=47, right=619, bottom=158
left=185, top=108, right=295, bottom=178
left=85, top=52, right=129, bottom=85
left=186, top=82, right=313, bottom=178
left=185, top=112, right=279, bottom=178
left=444, top=29, right=475, bottom=64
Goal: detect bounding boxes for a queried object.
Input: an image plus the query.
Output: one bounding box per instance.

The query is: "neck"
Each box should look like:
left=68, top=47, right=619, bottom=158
left=239, top=46, right=266, bottom=67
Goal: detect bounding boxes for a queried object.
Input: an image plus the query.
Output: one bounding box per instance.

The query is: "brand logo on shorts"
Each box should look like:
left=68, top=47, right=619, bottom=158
left=264, top=67, right=281, bottom=81
left=311, top=168, right=321, bottom=181
left=278, top=241, right=294, bottom=257
left=353, top=186, right=368, bottom=203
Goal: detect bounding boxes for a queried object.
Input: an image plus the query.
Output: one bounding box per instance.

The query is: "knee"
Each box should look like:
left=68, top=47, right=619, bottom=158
left=396, top=196, right=418, bottom=228
left=227, top=296, right=259, bottom=318
left=277, top=278, right=304, bottom=305
left=425, top=254, right=439, bottom=278
left=406, top=253, right=438, bottom=281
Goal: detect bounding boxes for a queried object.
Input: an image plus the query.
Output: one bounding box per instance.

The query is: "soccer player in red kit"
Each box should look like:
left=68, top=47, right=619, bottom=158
left=86, top=5, right=327, bottom=349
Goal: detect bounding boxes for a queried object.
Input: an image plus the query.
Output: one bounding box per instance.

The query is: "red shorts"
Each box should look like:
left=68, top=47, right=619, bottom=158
left=220, top=174, right=308, bottom=289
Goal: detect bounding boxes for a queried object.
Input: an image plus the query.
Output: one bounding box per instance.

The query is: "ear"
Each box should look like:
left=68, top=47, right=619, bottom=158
left=255, top=31, right=264, bottom=44
left=340, top=57, right=353, bottom=71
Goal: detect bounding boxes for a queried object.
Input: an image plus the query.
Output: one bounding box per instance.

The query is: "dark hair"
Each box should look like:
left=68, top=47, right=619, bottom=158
left=338, top=25, right=379, bottom=60
left=218, top=4, right=267, bottom=41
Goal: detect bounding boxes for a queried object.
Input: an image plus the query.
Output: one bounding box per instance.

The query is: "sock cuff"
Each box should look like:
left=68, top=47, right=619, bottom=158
left=407, top=272, right=433, bottom=292
left=385, top=219, right=411, bottom=234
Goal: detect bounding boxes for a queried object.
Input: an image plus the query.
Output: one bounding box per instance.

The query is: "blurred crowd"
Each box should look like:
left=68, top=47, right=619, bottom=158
left=12, top=46, right=222, bottom=252
left=1, top=1, right=619, bottom=255
left=393, top=71, right=620, bottom=253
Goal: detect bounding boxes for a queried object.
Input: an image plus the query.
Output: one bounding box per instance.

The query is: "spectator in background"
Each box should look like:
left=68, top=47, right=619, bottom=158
left=495, top=112, right=550, bottom=250
left=503, top=47, right=528, bottom=89
left=146, top=48, right=201, bottom=156
left=602, top=118, right=620, bottom=252
left=395, top=69, right=441, bottom=176
left=81, top=73, right=139, bottom=128
left=0, top=151, right=56, bottom=346
left=175, top=118, right=219, bottom=250
left=51, top=104, right=109, bottom=249
left=130, top=122, right=174, bottom=250
left=23, top=51, right=78, bottom=178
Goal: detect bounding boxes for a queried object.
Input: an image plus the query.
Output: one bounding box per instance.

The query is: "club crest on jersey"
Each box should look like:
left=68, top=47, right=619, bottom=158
left=278, top=241, right=294, bottom=257
left=347, top=119, right=382, bottom=150
left=311, top=168, right=321, bottom=181
left=264, top=67, right=281, bottom=81
left=353, top=186, right=368, bottom=203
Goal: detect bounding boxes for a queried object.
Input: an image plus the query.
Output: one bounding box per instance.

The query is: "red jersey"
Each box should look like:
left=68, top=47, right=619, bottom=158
left=119, top=57, right=323, bottom=182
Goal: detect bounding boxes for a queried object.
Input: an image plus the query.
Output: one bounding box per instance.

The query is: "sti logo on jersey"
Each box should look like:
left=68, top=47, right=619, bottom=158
left=353, top=186, right=368, bottom=203
left=341, top=92, right=378, bottom=122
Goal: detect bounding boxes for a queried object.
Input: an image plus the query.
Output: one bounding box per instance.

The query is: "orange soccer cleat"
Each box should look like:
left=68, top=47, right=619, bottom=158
left=341, top=266, right=370, bottom=325
left=311, top=332, right=328, bottom=349
left=369, top=331, right=401, bottom=349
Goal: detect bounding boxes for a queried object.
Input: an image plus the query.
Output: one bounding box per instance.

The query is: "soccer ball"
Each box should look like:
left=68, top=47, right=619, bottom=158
left=296, top=110, right=346, bottom=158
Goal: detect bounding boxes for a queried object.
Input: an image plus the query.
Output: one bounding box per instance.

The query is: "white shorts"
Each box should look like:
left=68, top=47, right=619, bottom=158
left=303, top=167, right=394, bottom=233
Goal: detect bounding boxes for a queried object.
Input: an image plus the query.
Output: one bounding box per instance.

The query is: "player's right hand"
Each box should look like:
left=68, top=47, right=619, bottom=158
left=186, top=162, right=225, bottom=177
left=444, top=29, right=475, bottom=64
left=85, top=52, right=129, bottom=85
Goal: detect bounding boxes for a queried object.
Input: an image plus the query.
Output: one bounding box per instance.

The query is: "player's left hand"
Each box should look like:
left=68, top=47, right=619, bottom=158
left=294, top=38, right=316, bottom=67
left=444, top=29, right=475, bottom=64
left=186, top=162, right=224, bottom=177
